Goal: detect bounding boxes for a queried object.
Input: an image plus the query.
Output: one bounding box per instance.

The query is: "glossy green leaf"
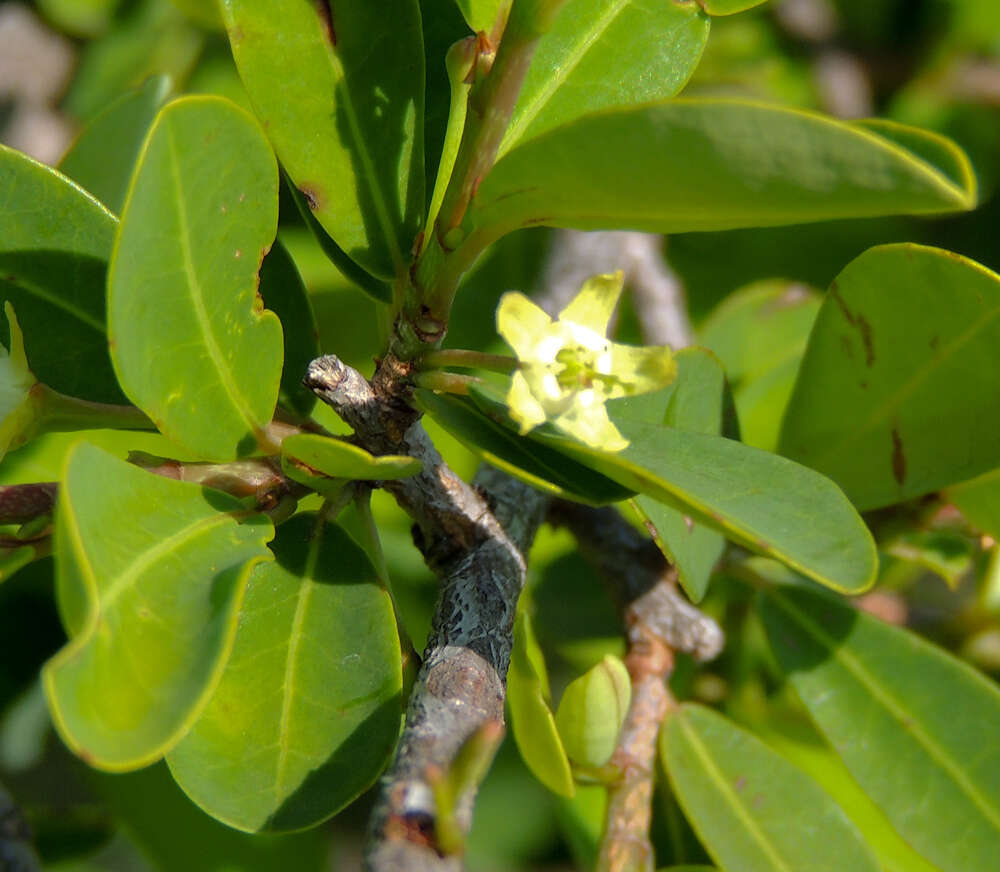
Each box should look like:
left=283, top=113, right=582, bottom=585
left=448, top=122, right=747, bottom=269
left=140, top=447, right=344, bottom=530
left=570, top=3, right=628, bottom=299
left=167, top=513, right=401, bottom=832
left=286, top=181, right=392, bottom=304
left=465, top=100, right=975, bottom=243
left=469, top=385, right=875, bottom=593
left=508, top=611, right=575, bottom=797
left=555, top=654, right=630, bottom=768
left=453, top=0, right=504, bottom=31
left=754, top=719, right=947, bottom=872
left=661, top=704, right=880, bottom=872
left=0, top=145, right=121, bottom=403
left=281, top=433, right=422, bottom=482
left=947, top=467, right=1000, bottom=539
left=619, top=349, right=727, bottom=601
left=59, top=75, right=172, bottom=215
left=760, top=585, right=1000, bottom=872
left=221, top=0, right=424, bottom=280
left=700, top=280, right=821, bottom=451
left=498, top=0, right=710, bottom=155
left=780, top=244, right=1000, bottom=510
left=43, top=442, right=274, bottom=771
left=699, top=0, right=769, bottom=14
left=108, top=96, right=284, bottom=460
left=257, top=241, right=319, bottom=416
left=415, top=388, right=633, bottom=505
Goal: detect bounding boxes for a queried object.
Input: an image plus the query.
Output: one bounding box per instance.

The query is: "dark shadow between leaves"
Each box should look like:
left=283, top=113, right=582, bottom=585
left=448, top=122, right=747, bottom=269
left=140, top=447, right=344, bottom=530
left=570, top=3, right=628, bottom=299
left=0, top=251, right=124, bottom=404
left=759, top=585, right=859, bottom=674
left=262, top=694, right=402, bottom=832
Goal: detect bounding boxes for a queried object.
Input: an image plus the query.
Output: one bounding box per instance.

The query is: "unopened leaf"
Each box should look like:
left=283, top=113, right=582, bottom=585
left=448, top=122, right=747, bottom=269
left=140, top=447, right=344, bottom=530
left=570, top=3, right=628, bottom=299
left=760, top=585, right=1000, bottom=872
left=555, top=654, right=630, bottom=768
left=108, top=96, right=283, bottom=460
left=43, top=442, right=274, bottom=770
left=168, top=513, right=401, bottom=832
left=661, top=704, right=880, bottom=872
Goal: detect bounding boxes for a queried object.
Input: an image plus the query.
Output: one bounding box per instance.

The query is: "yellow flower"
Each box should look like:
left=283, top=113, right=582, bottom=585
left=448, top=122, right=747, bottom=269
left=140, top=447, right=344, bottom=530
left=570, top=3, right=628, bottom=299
left=496, top=272, right=676, bottom=451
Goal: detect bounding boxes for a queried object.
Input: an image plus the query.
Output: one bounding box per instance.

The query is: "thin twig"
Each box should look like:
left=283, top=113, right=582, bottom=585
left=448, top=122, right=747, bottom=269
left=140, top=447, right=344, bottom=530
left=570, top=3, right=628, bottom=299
left=304, top=356, right=548, bottom=871
left=540, top=231, right=693, bottom=347
left=549, top=502, right=723, bottom=870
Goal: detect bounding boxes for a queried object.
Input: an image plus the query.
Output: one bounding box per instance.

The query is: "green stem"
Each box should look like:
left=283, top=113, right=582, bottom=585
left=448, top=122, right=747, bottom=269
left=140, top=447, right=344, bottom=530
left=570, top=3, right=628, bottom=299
left=412, top=371, right=484, bottom=395
left=402, top=0, right=568, bottom=334
left=38, top=385, right=155, bottom=432
left=419, top=349, right=517, bottom=373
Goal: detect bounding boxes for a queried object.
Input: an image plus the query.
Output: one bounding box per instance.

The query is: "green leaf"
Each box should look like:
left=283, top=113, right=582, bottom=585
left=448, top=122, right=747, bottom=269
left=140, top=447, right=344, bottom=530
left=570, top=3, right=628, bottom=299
left=59, top=75, right=172, bottom=215
left=257, top=241, right=319, bottom=416
left=0, top=144, right=121, bottom=403
left=453, top=0, right=504, bottom=31
left=108, top=95, right=284, bottom=460
left=286, top=181, right=392, bottom=304
left=779, top=244, right=1000, bottom=510
left=167, top=513, right=401, bottom=832
left=753, top=718, right=947, bottom=872
left=508, top=611, right=575, bottom=797
left=947, top=467, right=1000, bottom=539
left=43, top=442, right=274, bottom=771
left=620, top=348, right=727, bottom=601
left=498, top=0, right=710, bottom=154
left=280, top=433, right=422, bottom=492
left=699, top=280, right=821, bottom=451
left=660, top=704, right=880, bottom=872
left=221, top=0, right=425, bottom=280
left=699, top=0, right=769, bottom=15
left=759, top=585, right=1000, bottom=872
left=415, top=388, right=633, bottom=505
left=465, top=100, right=975, bottom=243
left=500, top=400, right=875, bottom=593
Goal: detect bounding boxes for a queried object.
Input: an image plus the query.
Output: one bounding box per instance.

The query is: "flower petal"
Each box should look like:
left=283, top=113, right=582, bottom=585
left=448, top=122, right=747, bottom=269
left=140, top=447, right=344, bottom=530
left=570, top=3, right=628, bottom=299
left=554, top=401, right=629, bottom=452
left=507, top=371, right=548, bottom=434
left=558, top=271, right=625, bottom=335
left=608, top=343, right=676, bottom=397
left=497, top=292, right=553, bottom=358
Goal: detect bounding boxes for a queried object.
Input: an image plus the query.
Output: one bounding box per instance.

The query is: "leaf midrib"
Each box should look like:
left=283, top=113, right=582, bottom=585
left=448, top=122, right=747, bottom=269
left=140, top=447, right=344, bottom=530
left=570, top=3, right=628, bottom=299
left=673, top=712, right=795, bottom=872
left=499, top=0, right=631, bottom=156
left=275, top=525, right=322, bottom=796
left=772, top=590, right=1000, bottom=832
left=809, top=296, right=1000, bottom=468
left=165, top=121, right=263, bottom=442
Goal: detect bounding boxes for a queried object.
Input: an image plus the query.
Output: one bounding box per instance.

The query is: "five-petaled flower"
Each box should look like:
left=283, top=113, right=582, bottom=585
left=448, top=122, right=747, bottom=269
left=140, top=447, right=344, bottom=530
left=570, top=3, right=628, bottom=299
left=496, top=271, right=676, bottom=451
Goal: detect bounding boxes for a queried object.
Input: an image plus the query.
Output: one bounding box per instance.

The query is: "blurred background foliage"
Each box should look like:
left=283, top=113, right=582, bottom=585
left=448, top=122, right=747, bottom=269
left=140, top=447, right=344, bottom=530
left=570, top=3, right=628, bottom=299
left=2, top=0, right=1000, bottom=868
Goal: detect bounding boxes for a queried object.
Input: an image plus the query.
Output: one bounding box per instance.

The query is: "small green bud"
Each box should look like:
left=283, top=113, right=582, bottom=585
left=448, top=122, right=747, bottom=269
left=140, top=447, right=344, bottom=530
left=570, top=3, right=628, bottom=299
left=555, top=654, right=632, bottom=768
